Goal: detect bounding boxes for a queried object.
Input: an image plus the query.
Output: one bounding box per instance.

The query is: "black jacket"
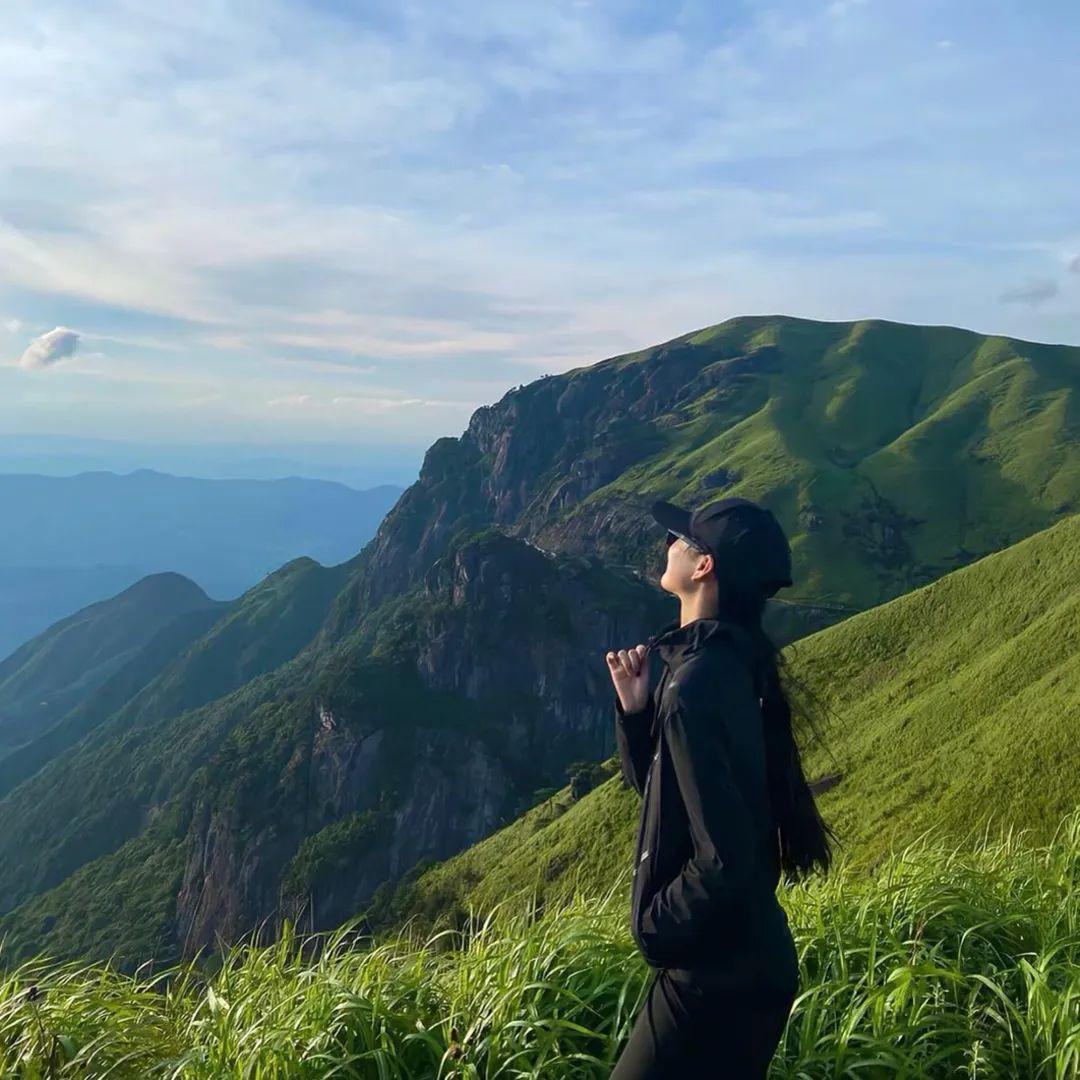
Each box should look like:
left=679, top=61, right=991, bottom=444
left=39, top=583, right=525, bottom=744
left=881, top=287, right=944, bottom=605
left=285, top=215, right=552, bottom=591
left=614, top=616, right=799, bottom=993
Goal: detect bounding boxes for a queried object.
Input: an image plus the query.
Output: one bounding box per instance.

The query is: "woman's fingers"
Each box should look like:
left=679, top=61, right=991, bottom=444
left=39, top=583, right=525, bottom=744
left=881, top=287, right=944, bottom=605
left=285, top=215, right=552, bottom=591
left=626, top=645, right=648, bottom=677
left=605, top=650, right=629, bottom=679
left=605, top=645, right=648, bottom=680
left=605, top=651, right=625, bottom=683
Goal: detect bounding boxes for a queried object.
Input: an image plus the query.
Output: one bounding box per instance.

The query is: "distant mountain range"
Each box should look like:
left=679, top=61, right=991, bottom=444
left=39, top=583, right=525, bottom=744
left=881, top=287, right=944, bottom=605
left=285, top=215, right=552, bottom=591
left=0, top=433, right=426, bottom=488
left=0, top=313, right=1076, bottom=970
left=0, top=469, right=404, bottom=659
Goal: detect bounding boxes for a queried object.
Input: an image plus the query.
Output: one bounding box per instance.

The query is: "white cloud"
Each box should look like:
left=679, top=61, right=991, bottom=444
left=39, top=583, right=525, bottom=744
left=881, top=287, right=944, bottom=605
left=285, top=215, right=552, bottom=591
left=264, top=391, right=466, bottom=411
left=18, top=326, right=79, bottom=369
left=263, top=356, right=380, bottom=376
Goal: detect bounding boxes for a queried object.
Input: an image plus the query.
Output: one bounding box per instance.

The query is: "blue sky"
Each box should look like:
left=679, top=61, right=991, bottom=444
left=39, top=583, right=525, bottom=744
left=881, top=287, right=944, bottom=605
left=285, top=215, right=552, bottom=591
left=1, top=0, right=1078, bottom=468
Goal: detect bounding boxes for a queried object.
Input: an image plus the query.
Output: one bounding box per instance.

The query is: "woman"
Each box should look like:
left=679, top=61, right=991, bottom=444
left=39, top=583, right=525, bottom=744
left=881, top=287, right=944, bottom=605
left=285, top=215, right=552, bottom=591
left=604, top=496, right=837, bottom=1078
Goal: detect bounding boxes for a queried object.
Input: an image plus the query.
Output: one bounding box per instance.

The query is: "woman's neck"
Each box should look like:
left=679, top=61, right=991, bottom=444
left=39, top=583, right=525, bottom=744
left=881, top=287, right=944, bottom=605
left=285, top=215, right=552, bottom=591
left=678, top=591, right=720, bottom=627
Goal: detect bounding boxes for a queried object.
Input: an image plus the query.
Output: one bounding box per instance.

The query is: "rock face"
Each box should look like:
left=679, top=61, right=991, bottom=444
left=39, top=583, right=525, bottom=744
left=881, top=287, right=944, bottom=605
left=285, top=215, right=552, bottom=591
left=172, top=532, right=669, bottom=954
left=318, top=338, right=780, bottom=637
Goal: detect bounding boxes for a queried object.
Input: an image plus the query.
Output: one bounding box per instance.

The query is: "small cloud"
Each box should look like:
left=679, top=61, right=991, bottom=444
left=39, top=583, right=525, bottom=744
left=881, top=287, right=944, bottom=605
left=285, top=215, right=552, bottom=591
left=3, top=318, right=23, bottom=334
left=1066, top=254, right=1080, bottom=274
left=266, top=393, right=312, bottom=407
left=935, top=38, right=953, bottom=50
left=18, top=326, right=80, bottom=370
left=999, top=279, right=1058, bottom=305
left=482, top=162, right=523, bottom=182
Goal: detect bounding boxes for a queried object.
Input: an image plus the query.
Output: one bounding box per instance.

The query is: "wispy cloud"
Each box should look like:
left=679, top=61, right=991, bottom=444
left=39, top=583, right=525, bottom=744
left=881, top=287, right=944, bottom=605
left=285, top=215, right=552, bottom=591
left=1000, top=280, right=1059, bottom=306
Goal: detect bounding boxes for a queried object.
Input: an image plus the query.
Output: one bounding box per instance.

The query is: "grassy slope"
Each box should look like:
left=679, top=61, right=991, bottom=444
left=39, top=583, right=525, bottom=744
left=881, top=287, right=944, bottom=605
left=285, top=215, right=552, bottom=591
left=592, top=317, right=1079, bottom=609
left=368, top=511, right=1080, bottom=930
left=795, top=509, right=1080, bottom=860
left=4, top=806, right=1080, bottom=1077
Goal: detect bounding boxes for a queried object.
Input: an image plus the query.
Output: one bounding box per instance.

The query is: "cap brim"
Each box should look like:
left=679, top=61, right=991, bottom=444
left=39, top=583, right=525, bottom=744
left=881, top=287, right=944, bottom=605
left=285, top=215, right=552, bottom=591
left=650, top=499, right=692, bottom=541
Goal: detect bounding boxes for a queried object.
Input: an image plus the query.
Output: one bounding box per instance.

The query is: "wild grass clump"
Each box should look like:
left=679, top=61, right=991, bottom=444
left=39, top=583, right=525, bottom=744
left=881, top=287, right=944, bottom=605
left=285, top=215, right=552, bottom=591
left=3, top=805, right=1080, bottom=1077
left=778, top=807, right=1080, bottom=1077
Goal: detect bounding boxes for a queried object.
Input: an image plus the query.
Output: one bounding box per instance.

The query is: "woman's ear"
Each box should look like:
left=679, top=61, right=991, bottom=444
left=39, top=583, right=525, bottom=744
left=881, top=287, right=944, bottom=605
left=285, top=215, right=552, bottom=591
left=694, top=551, right=715, bottom=579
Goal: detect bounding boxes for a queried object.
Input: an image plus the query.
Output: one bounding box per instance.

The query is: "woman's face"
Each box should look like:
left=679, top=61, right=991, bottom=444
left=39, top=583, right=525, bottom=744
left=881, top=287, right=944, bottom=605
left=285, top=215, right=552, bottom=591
left=660, top=533, right=716, bottom=596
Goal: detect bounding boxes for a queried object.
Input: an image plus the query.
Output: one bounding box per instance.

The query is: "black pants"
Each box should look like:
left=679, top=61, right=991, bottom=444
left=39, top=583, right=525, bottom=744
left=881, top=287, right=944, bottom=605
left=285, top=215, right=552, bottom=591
left=610, top=970, right=796, bottom=1079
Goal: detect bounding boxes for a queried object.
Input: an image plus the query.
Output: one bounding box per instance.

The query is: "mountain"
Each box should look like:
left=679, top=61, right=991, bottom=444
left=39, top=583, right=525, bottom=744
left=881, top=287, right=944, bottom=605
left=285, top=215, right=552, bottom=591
left=365, top=510, right=1080, bottom=934
left=0, top=314, right=1077, bottom=969
left=0, top=572, right=221, bottom=759
left=0, top=470, right=404, bottom=659
left=0, top=556, right=354, bottom=802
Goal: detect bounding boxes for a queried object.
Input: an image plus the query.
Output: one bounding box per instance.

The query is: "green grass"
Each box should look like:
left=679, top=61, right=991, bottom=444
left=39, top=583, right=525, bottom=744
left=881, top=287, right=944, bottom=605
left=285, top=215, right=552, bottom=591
left=3, top=804, right=1080, bottom=1077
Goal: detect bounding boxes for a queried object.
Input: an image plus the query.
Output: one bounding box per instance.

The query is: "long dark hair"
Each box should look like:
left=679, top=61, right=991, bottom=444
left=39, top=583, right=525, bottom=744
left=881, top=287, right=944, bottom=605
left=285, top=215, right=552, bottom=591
left=716, top=580, right=841, bottom=884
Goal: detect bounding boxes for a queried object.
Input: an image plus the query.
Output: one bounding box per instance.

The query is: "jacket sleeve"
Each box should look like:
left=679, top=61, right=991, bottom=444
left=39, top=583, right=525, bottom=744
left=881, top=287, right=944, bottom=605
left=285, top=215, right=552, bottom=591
left=636, top=655, right=760, bottom=966
left=614, top=692, right=655, bottom=797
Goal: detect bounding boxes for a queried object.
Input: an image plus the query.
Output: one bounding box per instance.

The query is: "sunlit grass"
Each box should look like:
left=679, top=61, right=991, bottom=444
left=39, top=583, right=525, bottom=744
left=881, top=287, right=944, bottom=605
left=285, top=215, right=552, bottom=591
left=4, top=804, right=1080, bottom=1077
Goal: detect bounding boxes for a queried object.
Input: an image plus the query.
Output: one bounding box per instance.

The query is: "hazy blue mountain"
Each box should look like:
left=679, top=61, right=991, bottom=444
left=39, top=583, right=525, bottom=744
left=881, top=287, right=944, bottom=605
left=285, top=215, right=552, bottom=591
left=0, top=469, right=404, bottom=658
left=0, top=433, right=426, bottom=488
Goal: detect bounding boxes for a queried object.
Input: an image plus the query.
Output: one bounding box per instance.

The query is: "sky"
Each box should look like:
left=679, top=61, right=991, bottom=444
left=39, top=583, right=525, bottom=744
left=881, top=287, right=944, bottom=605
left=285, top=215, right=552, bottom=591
left=1, top=0, right=1078, bottom=480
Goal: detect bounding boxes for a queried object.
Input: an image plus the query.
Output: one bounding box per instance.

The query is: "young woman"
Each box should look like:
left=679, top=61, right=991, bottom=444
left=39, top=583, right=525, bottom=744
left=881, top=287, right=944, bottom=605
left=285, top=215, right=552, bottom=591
left=604, top=496, right=837, bottom=1078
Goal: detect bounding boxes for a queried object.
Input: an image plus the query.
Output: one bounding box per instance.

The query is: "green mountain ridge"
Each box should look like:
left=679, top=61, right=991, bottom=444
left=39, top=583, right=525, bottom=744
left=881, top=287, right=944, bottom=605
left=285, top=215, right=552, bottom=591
left=0, top=572, right=221, bottom=758
left=0, top=556, right=356, bottom=911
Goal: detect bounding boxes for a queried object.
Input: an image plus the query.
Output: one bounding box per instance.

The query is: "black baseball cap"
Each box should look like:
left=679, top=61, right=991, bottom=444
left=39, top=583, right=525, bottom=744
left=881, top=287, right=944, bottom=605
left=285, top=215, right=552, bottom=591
left=650, top=495, right=793, bottom=597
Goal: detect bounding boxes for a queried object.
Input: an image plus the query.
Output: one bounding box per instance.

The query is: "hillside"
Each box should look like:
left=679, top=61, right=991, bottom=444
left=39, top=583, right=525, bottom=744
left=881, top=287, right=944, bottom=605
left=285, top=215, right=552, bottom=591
left=0, top=572, right=222, bottom=758
left=0, top=556, right=355, bottom=804
left=1, top=313, right=1078, bottom=969
left=365, top=511, right=1080, bottom=933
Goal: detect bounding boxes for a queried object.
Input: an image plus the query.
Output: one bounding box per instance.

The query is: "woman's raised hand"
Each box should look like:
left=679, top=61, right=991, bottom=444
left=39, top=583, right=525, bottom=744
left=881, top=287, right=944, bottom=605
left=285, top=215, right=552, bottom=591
left=606, top=644, right=650, bottom=715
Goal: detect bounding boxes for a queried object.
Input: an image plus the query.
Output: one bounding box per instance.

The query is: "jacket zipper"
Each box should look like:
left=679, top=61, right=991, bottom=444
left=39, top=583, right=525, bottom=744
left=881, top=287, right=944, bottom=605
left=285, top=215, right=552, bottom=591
left=633, top=662, right=672, bottom=946
left=639, top=743, right=656, bottom=885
